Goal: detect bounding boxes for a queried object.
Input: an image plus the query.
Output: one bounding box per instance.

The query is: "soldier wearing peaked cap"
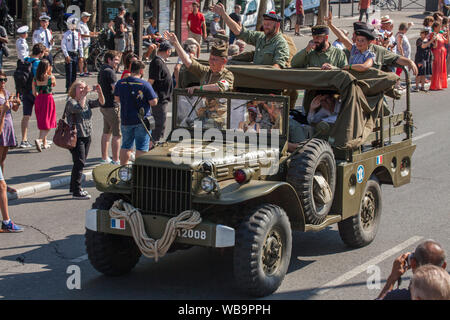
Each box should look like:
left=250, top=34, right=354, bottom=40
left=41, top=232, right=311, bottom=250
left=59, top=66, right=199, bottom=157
left=33, top=14, right=54, bottom=65
left=164, top=31, right=233, bottom=129
left=16, top=26, right=29, bottom=62
left=212, top=3, right=289, bottom=69
left=62, top=17, right=84, bottom=92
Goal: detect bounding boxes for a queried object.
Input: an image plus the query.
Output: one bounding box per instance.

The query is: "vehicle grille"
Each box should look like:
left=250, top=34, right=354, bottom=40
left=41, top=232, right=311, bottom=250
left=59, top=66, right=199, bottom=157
left=132, top=165, right=192, bottom=216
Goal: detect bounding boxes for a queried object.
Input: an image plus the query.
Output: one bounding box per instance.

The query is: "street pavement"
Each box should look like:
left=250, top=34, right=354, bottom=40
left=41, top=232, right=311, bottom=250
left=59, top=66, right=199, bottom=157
left=1, top=4, right=449, bottom=302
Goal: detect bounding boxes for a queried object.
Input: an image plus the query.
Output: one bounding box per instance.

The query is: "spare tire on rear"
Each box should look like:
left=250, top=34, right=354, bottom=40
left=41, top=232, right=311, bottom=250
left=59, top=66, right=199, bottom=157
left=287, top=138, right=336, bottom=225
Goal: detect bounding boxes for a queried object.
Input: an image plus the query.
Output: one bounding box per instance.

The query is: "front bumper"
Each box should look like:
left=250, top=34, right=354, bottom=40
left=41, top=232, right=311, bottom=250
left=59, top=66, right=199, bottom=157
left=85, top=209, right=235, bottom=248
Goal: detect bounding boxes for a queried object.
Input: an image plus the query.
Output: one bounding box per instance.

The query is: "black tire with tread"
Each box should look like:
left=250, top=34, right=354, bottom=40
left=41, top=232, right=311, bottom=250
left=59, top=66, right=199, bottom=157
left=338, top=177, right=382, bottom=248
left=233, top=204, right=292, bottom=297
left=85, top=193, right=141, bottom=276
left=287, top=138, right=336, bottom=225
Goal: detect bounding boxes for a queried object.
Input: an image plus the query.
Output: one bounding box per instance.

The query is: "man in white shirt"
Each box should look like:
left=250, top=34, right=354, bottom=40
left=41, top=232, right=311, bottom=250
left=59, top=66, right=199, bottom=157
left=78, top=12, right=98, bottom=77
left=16, top=26, right=29, bottom=62
left=32, top=14, right=54, bottom=65
left=61, top=17, right=84, bottom=92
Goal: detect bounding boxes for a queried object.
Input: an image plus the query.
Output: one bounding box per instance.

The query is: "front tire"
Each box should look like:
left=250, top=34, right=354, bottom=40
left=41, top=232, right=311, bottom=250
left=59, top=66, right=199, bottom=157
left=233, top=204, right=292, bottom=297
left=52, top=50, right=66, bottom=76
left=338, top=177, right=382, bottom=248
left=85, top=193, right=141, bottom=276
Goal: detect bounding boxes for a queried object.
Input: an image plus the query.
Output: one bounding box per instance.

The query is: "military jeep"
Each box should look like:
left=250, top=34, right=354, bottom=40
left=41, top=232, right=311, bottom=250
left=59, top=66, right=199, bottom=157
left=85, top=65, right=415, bottom=297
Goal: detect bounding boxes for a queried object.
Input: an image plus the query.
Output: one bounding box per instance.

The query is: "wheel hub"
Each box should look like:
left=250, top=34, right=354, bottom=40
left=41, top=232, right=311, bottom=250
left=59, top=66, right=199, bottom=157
left=262, top=231, right=282, bottom=275
left=361, top=191, right=376, bottom=230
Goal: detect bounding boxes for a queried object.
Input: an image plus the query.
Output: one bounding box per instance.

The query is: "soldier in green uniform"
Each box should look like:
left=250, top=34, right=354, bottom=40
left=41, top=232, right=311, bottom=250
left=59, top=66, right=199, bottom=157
left=164, top=31, right=233, bottom=129
left=212, top=3, right=290, bottom=69
left=291, top=25, right=348, bottom=69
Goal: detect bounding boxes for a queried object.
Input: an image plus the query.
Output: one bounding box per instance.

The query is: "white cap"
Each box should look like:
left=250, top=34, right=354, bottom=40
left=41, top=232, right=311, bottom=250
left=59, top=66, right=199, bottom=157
left=39, top=14, right=51, bottom=21
left=17, top=25, right=29, bottom=34
left=81, top=12, right=92, bottom=18
left=66, top=17, right=79, bottom=26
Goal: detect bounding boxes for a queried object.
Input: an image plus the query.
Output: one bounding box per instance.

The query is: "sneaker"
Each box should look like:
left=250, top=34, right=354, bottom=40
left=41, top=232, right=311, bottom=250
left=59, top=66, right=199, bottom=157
left=85, top=72, right=91, bottom=76
left=19, top=141, right=33, bottom=148
left=411, top=87, right=419, bottom=92
left=100, top=157, right=112, bottom=164
left=73, top=190, right=91, bottom=200
left=79, top=73, right=86, bottom=77
left=1, top=220, right=24, bottom=233
left=110, top=160, right=120, bottom=165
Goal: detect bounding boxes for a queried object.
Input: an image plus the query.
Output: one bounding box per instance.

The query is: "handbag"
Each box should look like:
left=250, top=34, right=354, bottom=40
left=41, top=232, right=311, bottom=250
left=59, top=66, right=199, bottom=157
left=53, top=104, right=77, bottom=150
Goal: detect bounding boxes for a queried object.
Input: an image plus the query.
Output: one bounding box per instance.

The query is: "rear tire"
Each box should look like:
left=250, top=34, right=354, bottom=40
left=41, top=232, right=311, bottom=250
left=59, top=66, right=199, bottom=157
left=338, top=177, right=382, bottom=248
left=233, top=204, right=292, bottom=297
left=85, top=193, right=141, bottom=276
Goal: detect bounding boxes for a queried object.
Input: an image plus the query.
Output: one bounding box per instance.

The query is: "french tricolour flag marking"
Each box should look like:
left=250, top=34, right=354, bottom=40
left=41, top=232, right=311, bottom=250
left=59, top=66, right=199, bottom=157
left=111, top=218, right=126, bottom=230
left=376, top=155, right=383, bottom=165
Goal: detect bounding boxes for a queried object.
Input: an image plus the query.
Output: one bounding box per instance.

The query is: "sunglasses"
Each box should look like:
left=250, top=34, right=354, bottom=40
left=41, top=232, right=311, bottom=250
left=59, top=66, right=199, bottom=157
left=0, top=78, right=7, bottom=82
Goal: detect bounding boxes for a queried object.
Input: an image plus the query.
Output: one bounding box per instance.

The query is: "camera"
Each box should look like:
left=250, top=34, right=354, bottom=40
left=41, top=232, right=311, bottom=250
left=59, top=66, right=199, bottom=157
left=405, top=252, right=414, bottom=268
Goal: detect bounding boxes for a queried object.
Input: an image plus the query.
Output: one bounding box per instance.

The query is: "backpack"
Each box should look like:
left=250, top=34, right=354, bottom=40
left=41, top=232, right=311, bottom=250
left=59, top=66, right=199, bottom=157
left=14, top=58, right=35, bottom=94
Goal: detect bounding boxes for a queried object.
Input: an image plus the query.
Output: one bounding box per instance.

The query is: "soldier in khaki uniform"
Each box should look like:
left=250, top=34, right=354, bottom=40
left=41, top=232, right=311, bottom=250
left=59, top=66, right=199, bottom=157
left=164, top=31, right=233, bottom=129
left=213, top=4, right=289, bottom=69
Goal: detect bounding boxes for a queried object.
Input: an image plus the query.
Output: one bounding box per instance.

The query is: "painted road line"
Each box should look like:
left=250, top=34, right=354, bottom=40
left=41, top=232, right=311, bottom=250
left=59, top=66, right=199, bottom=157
left=71, top=254, right=88, bottom=263
left=412, top=132, right=435, bottom=142
left=316, top=236, right=423, bottom=295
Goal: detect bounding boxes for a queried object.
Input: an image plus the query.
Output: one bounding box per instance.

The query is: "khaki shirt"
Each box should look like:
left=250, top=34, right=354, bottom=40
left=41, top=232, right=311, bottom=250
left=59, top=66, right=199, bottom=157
left=187, top=59, right=234, bottom=91
left=187, top=60, right=234, bottom=129
left=291, top=45, right=347, bottom=69
left=237, top=27, right=290, bottom=68
left=343, top=44, right=399, bottom=70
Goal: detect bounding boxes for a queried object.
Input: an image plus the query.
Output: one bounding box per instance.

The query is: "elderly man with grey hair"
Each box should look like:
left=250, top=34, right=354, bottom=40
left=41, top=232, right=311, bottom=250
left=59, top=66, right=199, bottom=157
left=377, top=239, right=448, bottom=300
left=410, top=264, right=450, bottom=300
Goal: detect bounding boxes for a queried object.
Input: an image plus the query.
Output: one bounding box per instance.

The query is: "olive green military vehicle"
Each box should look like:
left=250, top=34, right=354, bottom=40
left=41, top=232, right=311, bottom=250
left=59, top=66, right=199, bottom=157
left=85, top=65, right=415, bottom=297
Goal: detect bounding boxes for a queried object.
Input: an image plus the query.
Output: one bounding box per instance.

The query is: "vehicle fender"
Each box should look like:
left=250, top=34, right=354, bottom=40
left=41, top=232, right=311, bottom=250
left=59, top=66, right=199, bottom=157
left=194, top=180, right=306, bottom=231
left=92, top=164, right=132, bottom=194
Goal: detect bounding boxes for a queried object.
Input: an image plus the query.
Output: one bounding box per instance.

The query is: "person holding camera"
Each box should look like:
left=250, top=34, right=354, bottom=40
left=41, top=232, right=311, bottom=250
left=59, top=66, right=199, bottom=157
left=114, top=60, right=158, bottom=165
left=377, top=239, right=447, bottom=300
left=65, top=81, right=105, bottom=200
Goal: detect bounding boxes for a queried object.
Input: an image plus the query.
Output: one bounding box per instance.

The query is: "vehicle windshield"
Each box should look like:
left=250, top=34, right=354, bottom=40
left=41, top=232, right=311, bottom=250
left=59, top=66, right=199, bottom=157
left=174, top=92, right=286, bottom=136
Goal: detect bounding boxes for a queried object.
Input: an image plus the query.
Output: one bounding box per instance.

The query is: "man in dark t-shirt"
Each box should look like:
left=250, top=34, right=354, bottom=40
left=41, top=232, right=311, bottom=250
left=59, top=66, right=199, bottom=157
left=111, top=5, right=127, bottom=53
left=229, top=5, right=242, bottom=44
left=98, top=50, right=121, bottom=164
left=148, top=41, right=173, bottom=142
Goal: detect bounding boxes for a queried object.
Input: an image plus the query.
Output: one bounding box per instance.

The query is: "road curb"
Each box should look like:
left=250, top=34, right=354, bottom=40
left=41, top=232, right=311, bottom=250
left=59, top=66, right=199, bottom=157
left=7, top=170, right=93, bottom=201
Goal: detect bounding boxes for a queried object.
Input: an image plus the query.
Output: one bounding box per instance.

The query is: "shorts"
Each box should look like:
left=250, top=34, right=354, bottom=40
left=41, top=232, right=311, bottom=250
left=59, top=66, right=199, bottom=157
left=82, top=46, right=89, bottom=59
left=114, top=37, right=126, bottom=53
left=296, top=13, right=304, bottom=26
left=121, top=123, right=150, bottom=152
left=22, top=92, right=35, bottom=116
left=100, top=106, right=121, bottom=137
left=188, top=31, right=202, bottom=45
left=0, top=166, right=3, bottom=180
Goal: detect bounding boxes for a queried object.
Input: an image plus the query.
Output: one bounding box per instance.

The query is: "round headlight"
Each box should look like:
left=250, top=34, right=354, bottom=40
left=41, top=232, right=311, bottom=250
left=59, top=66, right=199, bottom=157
left=118, top=166, right=132, bottom=182
left=201, top=176, right=216, bottom=193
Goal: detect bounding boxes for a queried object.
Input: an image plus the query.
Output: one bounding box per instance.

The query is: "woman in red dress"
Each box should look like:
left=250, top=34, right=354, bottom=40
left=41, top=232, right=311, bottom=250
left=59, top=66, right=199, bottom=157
left=32, top=59, right=56, bottom=151
left=430, top=22, right=449, bottom=90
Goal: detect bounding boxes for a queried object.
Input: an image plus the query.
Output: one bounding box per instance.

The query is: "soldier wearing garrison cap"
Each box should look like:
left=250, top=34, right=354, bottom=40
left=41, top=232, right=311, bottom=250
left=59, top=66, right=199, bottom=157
left=291, top=25, right=347, bottom=69
left=164, top=32, right=233, bottom=129
left=212, top=3, right=289, bottom=68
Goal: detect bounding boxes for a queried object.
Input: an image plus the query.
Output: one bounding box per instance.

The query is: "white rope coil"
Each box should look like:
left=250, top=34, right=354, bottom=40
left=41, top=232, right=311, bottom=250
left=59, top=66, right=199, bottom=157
left=109, top=199, right=202, bottom=262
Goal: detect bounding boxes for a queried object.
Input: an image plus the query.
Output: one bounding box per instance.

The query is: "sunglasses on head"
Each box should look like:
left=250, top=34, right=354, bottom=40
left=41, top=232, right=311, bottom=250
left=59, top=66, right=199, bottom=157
left=0, top=78, right=7, bottom=82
